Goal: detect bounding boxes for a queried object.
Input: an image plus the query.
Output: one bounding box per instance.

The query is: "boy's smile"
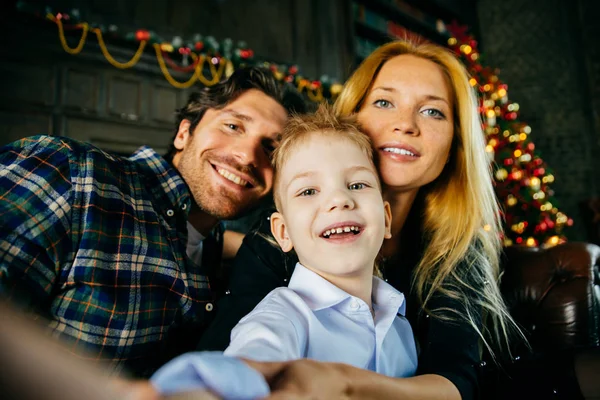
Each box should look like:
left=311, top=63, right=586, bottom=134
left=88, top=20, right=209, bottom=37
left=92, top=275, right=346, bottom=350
left=270, top=133, right=392, bottom=282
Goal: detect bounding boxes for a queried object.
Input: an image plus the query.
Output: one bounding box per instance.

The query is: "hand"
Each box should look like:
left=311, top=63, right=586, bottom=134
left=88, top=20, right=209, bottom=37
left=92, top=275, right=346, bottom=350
left=112, top=379, right=161, bottom=400
left=112, top=379, right=220, bottom=400
left=250, top=359, right=353, bottom=400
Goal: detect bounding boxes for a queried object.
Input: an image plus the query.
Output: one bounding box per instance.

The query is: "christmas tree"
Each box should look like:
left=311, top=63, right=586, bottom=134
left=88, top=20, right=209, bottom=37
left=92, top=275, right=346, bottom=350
left=445, top=23, right=573, bottom=247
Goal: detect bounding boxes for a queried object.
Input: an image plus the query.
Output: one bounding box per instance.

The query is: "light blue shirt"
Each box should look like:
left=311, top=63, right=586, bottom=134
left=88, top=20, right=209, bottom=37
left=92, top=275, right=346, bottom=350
left=151, top=263, right=417, bottom=399
left=225, top=262, right=417, bottom=376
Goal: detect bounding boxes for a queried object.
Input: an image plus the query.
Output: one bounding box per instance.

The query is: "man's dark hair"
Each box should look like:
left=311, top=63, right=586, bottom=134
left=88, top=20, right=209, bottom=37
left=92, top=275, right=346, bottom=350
left=164, top=66, right=307, bottom=164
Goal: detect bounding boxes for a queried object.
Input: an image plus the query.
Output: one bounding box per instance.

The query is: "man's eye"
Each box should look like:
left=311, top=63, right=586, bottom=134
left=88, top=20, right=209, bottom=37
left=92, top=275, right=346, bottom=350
left=225, top=123, right=240, bottom=131
left=262, top=141, right=277, bottom=156
left=349, top=182, right=366, bottom=190
left=299, top=189, right=317, bottom=196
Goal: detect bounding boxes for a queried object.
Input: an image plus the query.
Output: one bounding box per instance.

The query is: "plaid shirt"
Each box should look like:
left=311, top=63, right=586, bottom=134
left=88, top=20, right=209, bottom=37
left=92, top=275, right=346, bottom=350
left=0, top=135, right=216, bottom=377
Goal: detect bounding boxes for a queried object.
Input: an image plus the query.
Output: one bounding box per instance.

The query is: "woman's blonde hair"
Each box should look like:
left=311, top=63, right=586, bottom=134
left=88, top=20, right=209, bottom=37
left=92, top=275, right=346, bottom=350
left=334, top=40, right=519, bottom=358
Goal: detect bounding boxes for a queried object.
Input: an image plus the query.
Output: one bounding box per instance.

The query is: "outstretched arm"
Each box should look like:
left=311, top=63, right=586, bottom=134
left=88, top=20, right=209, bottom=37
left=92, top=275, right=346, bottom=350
left=252, top=359, right=461, bottom=400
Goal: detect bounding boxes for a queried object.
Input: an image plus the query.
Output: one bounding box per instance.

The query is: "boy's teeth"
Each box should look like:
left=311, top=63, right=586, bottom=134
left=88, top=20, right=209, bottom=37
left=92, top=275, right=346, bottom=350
left=323, top=226, right=360, bottom=238
left=217, top=168, right=248, bottom=187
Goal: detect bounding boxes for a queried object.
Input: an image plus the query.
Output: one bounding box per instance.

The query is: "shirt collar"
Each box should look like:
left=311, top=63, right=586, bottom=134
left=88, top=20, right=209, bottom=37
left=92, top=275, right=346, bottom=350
left=288, top=263, right=406, bottom=315
left=128, top=146, right=192, bottom=213
left=288, top=263, right=352, bottom=311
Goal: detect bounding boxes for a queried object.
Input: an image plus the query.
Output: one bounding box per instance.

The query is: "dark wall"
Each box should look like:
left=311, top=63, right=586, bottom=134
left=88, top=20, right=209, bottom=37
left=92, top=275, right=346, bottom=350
left=477, top=0, right=600, bottom=241
left=19, top=0, right=354, bottom=81
left=0, top=0, right=352, bottom=152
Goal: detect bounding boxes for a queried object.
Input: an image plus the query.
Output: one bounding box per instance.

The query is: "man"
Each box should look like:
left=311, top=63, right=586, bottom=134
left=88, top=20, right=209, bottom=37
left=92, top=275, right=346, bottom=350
left=0, top=67, right=303, bottom=378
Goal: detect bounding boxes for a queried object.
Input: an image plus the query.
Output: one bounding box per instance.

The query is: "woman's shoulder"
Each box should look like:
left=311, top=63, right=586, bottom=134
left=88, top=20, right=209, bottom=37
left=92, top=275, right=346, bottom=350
left=227, top=207, right=298, bottom=296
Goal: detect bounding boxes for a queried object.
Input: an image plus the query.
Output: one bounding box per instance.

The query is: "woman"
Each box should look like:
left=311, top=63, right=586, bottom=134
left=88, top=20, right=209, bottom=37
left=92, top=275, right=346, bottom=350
left=199, top=40, right=518, bottom=400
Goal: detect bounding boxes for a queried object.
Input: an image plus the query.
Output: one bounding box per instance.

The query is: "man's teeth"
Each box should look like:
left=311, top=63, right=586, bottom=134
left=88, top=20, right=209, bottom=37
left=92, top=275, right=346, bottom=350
left=322, top=226, right=360, bottom=238
left=383, top=148, right=416, bottom=156
left=217, top=168, right=248, bottom=186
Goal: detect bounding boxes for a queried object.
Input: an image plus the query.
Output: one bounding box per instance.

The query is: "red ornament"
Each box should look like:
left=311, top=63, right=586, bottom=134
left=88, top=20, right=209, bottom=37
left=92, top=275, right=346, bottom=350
left=288, top=65, right=298, bottom=75
left=178, top=47, right=191, bottom=55
left=311, top=81, right=321, bottom=89
left=135, top=29, right=150, bottom=42
left=194, top=41, right=204, bottom=51
left=516, top=237, right=523, bottom=244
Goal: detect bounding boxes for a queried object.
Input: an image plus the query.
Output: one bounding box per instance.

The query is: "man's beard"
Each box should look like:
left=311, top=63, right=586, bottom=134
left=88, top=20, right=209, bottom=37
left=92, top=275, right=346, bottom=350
left=178, top=150, right=263, bottom=220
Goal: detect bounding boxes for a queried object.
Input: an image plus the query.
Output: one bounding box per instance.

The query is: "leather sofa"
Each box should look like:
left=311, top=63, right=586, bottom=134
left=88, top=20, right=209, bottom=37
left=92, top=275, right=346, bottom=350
left=481, top=242, right=600, bottom=399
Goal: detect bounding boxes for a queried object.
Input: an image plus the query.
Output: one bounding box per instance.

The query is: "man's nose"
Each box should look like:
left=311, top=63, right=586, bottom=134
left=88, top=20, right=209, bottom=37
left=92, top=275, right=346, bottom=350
left=231, top=136, right=261, bottom=167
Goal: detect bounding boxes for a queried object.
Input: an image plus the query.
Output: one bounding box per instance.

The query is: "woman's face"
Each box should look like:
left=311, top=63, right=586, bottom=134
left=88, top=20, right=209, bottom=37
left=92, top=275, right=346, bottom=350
left=357, top=54, right=455, bottom=194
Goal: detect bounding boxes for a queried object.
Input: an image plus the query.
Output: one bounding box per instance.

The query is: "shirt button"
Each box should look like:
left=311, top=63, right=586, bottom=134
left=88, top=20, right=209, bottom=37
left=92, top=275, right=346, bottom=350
left=181, top=203, right=187, bottom=211
left=351, top=300, right=360, bottom=309
left=205, top=303, right=213, bottom=312
left=166, top=209, right=175, bottom=217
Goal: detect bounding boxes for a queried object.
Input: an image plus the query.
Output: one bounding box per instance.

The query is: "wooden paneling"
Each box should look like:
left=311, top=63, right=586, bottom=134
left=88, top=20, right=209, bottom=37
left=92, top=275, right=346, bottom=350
left=107, top=75, right=143, bottom=121
left=0, top=62, right=55, bottom=107
left=151, top=84, right=180, bottom=124
left=63, top=68, right=100, bottom=113
left=0, top=111, right=53, bottom=147
left=63, top=117, right=171, bottom=155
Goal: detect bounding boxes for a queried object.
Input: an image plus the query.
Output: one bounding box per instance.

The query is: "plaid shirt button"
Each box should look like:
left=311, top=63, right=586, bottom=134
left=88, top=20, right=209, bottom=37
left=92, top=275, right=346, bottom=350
left=205, top=303, right=214, bottom=312
left=166, top=209, right=175, bottom=217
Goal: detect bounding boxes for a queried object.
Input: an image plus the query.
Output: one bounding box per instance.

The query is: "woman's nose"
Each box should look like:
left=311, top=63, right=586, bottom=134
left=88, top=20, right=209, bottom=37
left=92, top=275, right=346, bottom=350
left=393, top=110, right=419, bottom=136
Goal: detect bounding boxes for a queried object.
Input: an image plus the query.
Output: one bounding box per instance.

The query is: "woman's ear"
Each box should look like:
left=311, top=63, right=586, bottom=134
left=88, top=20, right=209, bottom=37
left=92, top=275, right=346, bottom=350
left=174, top=120, right=191, bottom=151
left=383, top=201, right=392, bottom=239
left=270, top=211, right=294, bottom=252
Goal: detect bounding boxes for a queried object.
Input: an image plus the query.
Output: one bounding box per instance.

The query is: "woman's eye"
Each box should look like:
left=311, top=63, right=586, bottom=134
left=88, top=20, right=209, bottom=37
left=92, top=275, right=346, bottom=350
left=422, top=108, right=445, bottom=119
left=349, top=182, right=366, bottom=190
left=299, top=189, right=317, bottom=196
left=373, top=99, right=392, bottom=109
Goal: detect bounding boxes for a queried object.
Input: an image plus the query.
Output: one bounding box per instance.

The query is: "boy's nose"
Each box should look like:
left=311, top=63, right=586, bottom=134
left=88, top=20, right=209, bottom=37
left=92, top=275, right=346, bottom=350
left=327, top=189, right=355, bottom=212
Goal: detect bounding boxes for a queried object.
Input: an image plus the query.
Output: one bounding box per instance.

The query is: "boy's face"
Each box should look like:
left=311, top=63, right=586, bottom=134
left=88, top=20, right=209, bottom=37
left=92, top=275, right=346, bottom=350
left=271, top=134, right=392, bottom=280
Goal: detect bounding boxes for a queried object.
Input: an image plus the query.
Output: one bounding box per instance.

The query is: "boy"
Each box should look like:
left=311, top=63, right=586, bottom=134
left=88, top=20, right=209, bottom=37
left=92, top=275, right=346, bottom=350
left=150, top=106, right=417, bottom=399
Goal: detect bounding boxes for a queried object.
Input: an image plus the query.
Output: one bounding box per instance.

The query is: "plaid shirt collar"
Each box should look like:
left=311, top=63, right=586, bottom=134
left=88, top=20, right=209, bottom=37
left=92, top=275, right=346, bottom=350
left=129, top=146, right=193, bottom=216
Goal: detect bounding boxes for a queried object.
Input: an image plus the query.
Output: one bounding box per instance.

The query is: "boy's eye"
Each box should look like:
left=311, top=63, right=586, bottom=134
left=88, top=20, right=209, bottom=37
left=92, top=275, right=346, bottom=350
left=348, top=182, right=366, bottom=190
left=299, top=189, right=317, bottom=196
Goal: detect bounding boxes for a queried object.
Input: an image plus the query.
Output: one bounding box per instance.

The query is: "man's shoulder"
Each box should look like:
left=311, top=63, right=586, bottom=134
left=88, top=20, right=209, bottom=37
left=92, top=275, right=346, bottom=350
left=1, top=135, right=124, bottom=166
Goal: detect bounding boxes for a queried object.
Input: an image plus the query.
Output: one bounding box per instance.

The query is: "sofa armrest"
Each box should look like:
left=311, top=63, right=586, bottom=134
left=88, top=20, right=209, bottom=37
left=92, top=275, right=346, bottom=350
left=501, top=242, right=600, bottom=352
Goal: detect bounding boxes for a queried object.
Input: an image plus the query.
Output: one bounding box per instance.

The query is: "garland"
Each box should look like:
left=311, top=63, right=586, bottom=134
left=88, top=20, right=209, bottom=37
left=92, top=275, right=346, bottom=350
left=15, top=1, right=341, bottom=102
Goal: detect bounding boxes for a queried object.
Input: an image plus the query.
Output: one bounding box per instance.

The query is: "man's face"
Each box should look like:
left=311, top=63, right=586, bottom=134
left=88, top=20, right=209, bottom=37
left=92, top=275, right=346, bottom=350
left=173, top=89, right=287, bottom=220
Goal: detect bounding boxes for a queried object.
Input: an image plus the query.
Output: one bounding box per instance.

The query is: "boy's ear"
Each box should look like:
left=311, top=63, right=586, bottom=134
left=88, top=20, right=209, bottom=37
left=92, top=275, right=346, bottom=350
left=383, top=201, right=392, bottom=239
left=174, top=119, right=192, bottom=150
left=270, top=211, right=294, bottom=252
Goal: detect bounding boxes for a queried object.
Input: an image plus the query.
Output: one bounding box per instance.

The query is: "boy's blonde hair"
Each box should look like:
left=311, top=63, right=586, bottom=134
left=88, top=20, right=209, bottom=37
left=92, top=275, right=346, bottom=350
left=271, top=104, right=379, bottom=212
